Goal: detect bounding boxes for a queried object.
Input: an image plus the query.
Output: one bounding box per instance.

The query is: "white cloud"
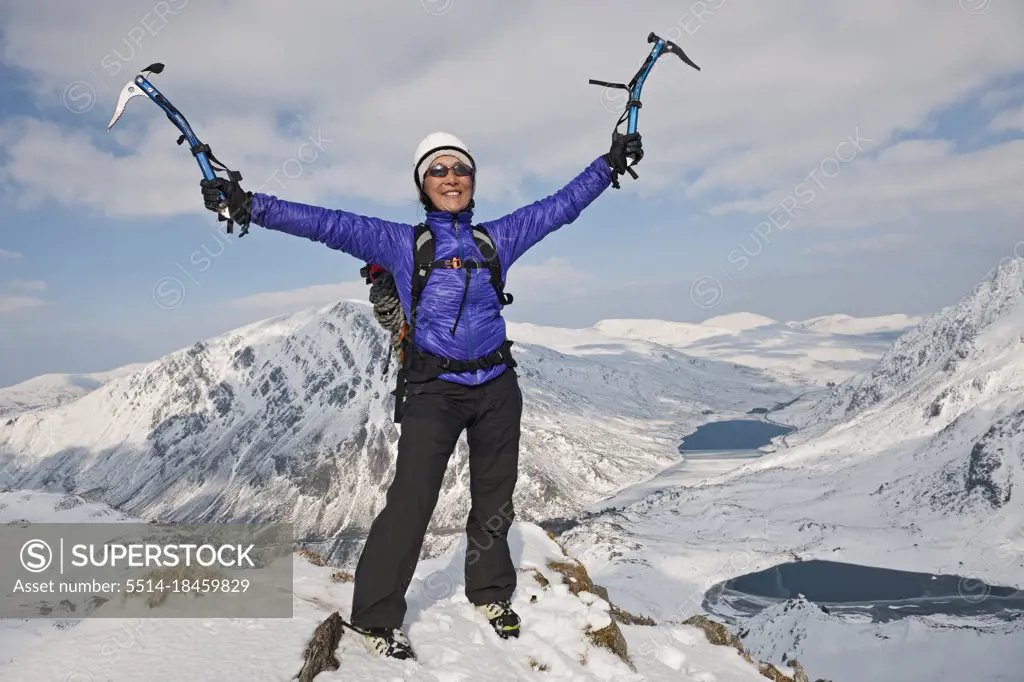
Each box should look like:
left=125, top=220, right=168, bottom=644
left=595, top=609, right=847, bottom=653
left=990, top=105, right=1024, bottom=132
left=8, top=280, right=47, bottom=292
left=979, top=85, right=1024, bottom=111
left=0, top=0, right=1020, bottom=228
left=0, top=296, right=48, bottom=314
left=0, top=117, right=217, bottom=218
left=710, top=138, right=1024, bottom=229
left=0, top=249, right=23, bottom=260
left=224, top=281, right=369, bottom=311
left=506, top=258, right=595, bottom=301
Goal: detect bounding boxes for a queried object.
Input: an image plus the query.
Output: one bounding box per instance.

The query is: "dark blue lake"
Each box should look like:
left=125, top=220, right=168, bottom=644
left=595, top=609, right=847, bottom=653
left=703, top=559, right=1024, bottom=623
left=679, top=419, right=794, bottom=452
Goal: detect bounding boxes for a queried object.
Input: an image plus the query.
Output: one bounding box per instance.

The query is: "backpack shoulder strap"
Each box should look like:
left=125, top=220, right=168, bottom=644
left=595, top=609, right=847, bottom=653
left=411, top=222, right=435, bottom=306
left=471, top=225, right=513, bottom=307
left=408, top=223, right=436, bottom=342
left=394, top=223, right=435, bottom=422
left=470, top=225, right=498, bottom=262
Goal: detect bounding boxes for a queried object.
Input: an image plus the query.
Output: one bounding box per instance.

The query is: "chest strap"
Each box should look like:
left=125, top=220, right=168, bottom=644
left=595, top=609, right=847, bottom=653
left=421, top=257, right=510, bottom=336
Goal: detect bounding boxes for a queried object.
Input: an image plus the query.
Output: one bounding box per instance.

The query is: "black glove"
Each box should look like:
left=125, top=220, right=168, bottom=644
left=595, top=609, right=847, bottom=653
left=603, top=131, right=643, bottom=175
left=200, top=177, right=252, bottom=229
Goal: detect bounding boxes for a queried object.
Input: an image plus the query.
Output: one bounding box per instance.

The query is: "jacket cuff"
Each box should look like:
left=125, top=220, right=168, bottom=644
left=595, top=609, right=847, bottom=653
left=249, top=192, right=270, bottom=226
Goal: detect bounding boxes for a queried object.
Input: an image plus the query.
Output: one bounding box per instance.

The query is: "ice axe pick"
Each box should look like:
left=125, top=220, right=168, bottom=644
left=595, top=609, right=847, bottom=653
left=107, top=62, right=248, bottom=235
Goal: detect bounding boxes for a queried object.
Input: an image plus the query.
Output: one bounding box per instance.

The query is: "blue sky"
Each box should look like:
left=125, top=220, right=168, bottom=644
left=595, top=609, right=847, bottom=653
left=1, top=0, right=1023, bottom=387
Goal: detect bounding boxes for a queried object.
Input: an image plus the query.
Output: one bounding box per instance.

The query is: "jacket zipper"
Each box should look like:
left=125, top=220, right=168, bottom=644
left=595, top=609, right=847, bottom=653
left=453, top=215, right=475, bottom=362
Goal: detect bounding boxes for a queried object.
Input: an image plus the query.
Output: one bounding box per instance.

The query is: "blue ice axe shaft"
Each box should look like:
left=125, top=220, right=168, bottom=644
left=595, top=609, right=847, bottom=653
left=626, top=38, right=664, bottom=134
left=107, top=63, right=245, bottom=234
left=589, top=32, right=700, bottom=179
left=141, top=76, right=216, bottom=179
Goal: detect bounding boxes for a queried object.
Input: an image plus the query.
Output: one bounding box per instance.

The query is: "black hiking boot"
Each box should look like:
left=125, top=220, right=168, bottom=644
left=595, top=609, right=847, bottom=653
left=477, top=600, right=521, bottom=639
left=361, top=627, right=416, bottom=660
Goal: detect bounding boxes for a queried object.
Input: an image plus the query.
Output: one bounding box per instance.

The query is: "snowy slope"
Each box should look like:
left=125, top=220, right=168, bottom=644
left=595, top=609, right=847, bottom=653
left=786, top=313, right=923, bottom=336
left=0, top=301, right=795, bottom=557
left=699, top=313, right=778, bottom=331
left=515, top=313, right=897, bottom=389
left=747, top=256, right=1024, bottom=545
left=592, top=318, right=738, bottom=346
left=736, top=598, right=1023, bottom=682
left=0, top=364, right=147, bottom=417
left=0, top=491, right=775, bottom=682
left=0, top=488, right=137, bottom=523
left=0, top=490, right=141, bottom=665
left=796, top=257, right=1024, bottom=434
left=555, top=258, right=1024, bottom=682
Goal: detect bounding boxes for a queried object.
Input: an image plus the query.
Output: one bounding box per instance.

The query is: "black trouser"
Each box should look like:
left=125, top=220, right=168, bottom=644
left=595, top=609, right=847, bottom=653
left=350, top=367, right=522, bottom=629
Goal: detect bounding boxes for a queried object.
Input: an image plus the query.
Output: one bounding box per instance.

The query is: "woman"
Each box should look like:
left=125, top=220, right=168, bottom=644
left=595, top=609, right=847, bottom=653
left=201, top=130, right=642, bottom=660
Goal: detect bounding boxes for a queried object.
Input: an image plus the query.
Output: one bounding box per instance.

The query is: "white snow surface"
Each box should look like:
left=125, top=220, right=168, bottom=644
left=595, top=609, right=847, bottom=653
left=738, top=598, right=1023, bottom=682
left=3, top=277, right=1019, bottom=682
left=559, top=258, right=1024, bottom=682
left=0, top=490, right=772, bottom=682
left=699, top=313, right=778, bottom=332
left=786, top=312, right=924, bottom=336
left=512, top=310, right=904, bottom=388
left=0, top=364, right=147, bottom=417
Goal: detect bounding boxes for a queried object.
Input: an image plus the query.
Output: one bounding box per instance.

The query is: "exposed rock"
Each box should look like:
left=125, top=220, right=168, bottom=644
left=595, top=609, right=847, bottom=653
left=295, top=548, right=327, bottom=567
left=294, top=611, right=344, bottom=682
left=584, top=622, right=632, bottom=671
left=546, top=557, right=640, bottom=670
left=683, top=615, right=831, bottom=682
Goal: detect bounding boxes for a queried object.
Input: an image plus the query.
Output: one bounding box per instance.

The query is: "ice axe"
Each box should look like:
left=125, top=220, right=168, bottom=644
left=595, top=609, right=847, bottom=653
left=589, top=32, right=700, bottom=188
left=107, top=62, right=249, bottom=236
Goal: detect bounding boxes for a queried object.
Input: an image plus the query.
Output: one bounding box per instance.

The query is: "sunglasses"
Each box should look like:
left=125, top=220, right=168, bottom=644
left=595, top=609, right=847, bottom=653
left=426, top=162, right=474, bottom=178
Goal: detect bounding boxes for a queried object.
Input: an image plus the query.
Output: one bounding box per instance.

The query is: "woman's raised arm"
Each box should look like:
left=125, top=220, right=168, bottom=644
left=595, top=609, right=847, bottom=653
left=251, top=193, right=407, bottom=270
left=200, top=178, right=408, bottom=271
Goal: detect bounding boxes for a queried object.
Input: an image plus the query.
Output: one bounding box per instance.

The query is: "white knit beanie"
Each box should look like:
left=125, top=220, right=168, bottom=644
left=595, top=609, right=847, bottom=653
left=413, top=132, right=475, bottom=189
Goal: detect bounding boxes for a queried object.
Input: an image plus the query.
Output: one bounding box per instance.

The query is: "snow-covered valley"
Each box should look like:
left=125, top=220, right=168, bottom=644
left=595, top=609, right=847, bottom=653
left=558, top=260, right=1024, bottom=681
left=1, top=277, right=1020, bottom=680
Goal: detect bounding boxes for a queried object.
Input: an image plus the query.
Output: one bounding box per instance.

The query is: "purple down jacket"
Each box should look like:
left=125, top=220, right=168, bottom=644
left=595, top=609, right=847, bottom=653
left=249, top=155, right=613, bottom=386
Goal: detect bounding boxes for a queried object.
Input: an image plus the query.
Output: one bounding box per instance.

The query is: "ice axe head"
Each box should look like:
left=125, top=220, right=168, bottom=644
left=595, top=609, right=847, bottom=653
left=648, top=32, right=700, bottom=71
left=588, top=33, right=700, bottom=188
left=106, top=63, right=164, bottom=131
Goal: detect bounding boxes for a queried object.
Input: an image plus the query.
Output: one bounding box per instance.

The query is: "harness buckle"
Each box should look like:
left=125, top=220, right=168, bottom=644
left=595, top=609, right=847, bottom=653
left=450, top=257, right=463, bottom=269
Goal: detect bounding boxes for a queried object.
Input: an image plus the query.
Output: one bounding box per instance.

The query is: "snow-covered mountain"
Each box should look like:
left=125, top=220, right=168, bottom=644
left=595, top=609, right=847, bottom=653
left=591, top=318, right=738, bottom=346
left=736, top=597, right=1022, bottom=682
left=0, top=490, right=791, bottom=682
left=701, top=312, right=779, bottom=332
left=799, top=258, right=1024, bottom=430
left=0, top=364, right=146, bottom=417
left=779, top=256, right=1024, bottom=520
left=0, top=488, right=137, bottom=524
left=591, top=312, right=776, bottom=346
left=786, top=313, right=923, bottom=336
left=0, top=300, right=794, bottom=552
left=515, top=310, right=904, bottom=388
left=556, top=258, right=1024, bottom=682
left=4, top=291, right=985, bottom=680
